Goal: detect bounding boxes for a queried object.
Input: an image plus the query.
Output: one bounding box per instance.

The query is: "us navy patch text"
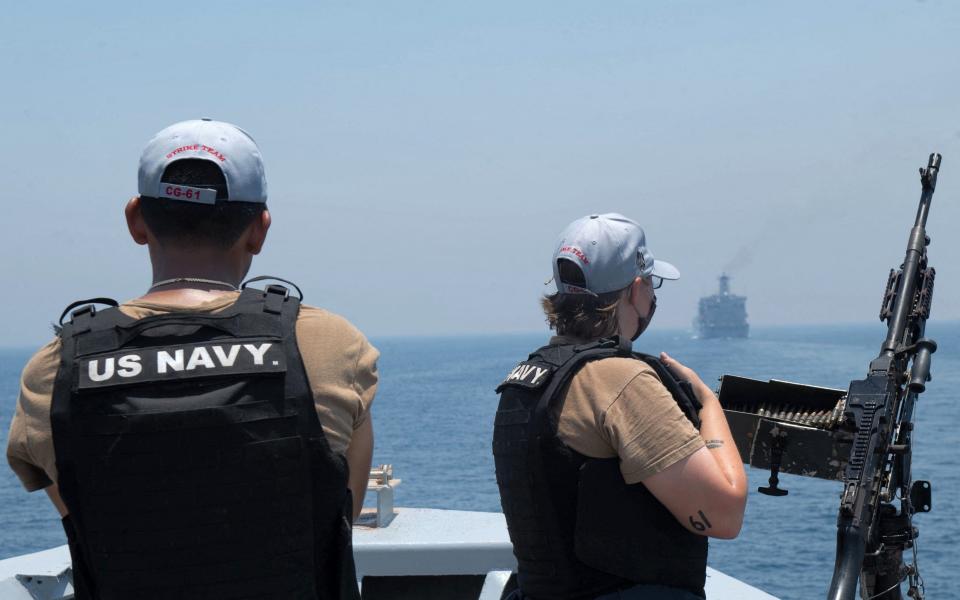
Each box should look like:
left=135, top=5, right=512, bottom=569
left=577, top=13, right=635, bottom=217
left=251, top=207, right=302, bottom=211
left=78, top=338, right=285, bottom=389
left=500, top=362, right=553, bottom=390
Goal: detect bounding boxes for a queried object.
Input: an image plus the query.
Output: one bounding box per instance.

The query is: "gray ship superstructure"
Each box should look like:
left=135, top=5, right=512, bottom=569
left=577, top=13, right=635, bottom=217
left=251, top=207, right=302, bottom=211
left=696, top=274, right=749, bottom=339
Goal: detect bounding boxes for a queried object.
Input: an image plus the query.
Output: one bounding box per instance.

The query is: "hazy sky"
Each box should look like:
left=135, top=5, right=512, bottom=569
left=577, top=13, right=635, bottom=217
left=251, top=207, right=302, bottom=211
left=2, top=1, right=959, bottom=347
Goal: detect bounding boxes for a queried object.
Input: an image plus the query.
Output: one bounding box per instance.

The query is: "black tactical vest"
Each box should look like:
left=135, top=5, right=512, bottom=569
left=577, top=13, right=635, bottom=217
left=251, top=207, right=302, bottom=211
left=50, top=283, right=359, bottom=600
left=493, top=338, right=708, bottom=600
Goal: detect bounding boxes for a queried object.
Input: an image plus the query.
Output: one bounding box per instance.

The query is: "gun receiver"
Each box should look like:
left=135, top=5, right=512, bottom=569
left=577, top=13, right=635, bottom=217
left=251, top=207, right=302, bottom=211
left=718, top=154, right=941, bottom=600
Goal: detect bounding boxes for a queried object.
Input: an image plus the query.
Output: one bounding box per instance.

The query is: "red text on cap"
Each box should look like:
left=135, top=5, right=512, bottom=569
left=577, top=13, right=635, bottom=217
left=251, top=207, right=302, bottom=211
left=560, top=246, right=590, bottom=264
left=159, top=184, right=217, bottom=204
left=165, top=144, right=227, bottom=162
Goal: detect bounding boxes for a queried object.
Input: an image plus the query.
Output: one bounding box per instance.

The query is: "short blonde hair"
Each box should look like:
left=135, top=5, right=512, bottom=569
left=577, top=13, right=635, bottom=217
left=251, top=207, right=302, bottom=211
left=540, top=291, right=622, bottom=339
left=543, top=258, right=630, bottom=339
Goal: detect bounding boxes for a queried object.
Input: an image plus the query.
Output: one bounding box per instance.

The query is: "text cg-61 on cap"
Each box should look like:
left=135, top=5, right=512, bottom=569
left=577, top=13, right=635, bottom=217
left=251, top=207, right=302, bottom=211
left=138, top=118, right=268, bottom=205
left=552, top=213, right=680, bottom=295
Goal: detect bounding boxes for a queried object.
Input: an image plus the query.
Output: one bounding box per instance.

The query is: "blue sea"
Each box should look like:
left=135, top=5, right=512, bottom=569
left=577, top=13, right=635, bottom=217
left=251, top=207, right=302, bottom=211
left=2, top=323, right=958, bottom=600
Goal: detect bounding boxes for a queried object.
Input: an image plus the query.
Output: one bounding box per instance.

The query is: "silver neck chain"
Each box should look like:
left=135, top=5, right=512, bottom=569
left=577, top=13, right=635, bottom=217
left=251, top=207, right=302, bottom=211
left=149, top=277, right=238, bottom=291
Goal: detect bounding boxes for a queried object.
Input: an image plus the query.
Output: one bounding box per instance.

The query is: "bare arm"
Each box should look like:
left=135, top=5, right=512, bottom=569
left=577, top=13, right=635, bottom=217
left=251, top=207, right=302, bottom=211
left=345, top=417, right=374, bottom=522
left=642, top=352, right=748, bottom=539
left=45, top=483, right=68, bottom=518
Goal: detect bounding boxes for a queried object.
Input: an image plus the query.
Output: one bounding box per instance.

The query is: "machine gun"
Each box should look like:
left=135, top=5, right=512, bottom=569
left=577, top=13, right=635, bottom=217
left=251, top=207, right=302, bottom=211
left=717, top=154, right=941, bottom=600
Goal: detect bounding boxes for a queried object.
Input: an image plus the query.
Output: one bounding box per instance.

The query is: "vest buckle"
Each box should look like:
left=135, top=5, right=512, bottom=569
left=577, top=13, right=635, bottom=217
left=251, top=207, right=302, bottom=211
left=263, top=284, right=289, bottom=314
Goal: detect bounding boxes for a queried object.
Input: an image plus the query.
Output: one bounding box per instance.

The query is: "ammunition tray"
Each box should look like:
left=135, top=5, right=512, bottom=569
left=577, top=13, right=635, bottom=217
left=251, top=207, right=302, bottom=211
left=718, top=375, right=852, bottom=481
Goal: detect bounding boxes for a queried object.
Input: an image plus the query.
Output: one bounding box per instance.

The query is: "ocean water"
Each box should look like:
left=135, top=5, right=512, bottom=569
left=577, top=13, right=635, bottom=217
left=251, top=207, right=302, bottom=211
left=2, top=323, right=958, bottom=600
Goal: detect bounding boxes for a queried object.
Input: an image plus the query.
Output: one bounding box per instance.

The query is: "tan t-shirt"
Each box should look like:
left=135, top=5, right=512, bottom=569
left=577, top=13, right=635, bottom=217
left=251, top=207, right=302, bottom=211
left=552, top=336, right=704, bottom=484
left=6, top=293, right=379, bottom=492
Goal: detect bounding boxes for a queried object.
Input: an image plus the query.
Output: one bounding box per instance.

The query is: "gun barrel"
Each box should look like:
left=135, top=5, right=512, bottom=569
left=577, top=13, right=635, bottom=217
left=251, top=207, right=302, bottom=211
left=880, top=154, right=940, bottom=357
left=927, top=152, right=941, bottom=174
left=915, top=152, right=940, bottom=227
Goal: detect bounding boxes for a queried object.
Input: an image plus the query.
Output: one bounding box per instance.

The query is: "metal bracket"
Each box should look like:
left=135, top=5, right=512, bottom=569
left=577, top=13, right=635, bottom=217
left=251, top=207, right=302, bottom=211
left=358, top=464, right=402, bottom=528
left=13, top=568, right=73, bottom=600
left=478, top=570, right=514, bottom=600
left=911, top=480, right=932, bottom=513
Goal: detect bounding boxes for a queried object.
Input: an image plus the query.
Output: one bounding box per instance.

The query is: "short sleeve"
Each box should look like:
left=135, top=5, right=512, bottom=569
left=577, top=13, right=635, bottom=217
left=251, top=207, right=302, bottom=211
left=603, top=369, right=704, bottom=484
left=351, top=337, right=379, bottom=429
left=6, top=339, right=61, bottom=491
left=295, top=306, right=379, bottom=456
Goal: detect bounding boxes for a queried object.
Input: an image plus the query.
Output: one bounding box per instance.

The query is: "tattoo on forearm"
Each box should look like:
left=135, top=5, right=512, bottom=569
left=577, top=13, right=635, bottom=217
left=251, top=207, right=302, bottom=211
left=705, top=439, right=724, bottom=449
left=688, top=510, right=713, bottom=532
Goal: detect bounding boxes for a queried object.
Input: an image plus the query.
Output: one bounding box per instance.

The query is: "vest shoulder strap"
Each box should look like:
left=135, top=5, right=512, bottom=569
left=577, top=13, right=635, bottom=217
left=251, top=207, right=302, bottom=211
left=495, top=338, right=622, bottom=394
left=534, top=340, right=626, bottom=433
left=57, top=298, right=121, bottom=332
left=632, top=352, right=703, bottom=429
left=241, top=275, right=304, bottom=302
left=496, top=338, right=625, bottom=439
left=57, top=300, right=134, bottom=358
left=57, top=283, right=302, bottom=358
left=496, top=341, right=704, bottom=432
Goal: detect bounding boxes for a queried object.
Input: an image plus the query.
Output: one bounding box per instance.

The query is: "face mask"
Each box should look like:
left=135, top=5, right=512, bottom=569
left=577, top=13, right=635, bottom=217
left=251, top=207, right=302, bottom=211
left=632, top=294, right=657, bottom=341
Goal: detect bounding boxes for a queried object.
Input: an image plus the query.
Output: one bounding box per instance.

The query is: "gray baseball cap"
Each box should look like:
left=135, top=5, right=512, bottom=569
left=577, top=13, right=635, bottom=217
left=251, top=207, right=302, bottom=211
left=138, top=118, right=267, bottom=204
left=552, top=213, right=680, bottom=295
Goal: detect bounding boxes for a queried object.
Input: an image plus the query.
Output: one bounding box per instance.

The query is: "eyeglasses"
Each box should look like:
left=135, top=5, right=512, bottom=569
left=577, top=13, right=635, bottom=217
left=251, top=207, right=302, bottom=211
left=649, top=276, right=663, bottom=289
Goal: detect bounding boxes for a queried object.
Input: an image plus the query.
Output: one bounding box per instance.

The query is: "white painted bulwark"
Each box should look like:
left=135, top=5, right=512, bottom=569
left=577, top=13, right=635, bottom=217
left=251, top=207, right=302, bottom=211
left=0, top=508, right=779, bottom=599
left=354, top=508, right=517, bottom=577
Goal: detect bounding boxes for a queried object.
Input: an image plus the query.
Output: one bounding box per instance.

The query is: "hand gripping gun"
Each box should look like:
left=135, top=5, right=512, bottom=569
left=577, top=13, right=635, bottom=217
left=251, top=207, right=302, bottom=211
left=716, top=154, right=941, bottom=600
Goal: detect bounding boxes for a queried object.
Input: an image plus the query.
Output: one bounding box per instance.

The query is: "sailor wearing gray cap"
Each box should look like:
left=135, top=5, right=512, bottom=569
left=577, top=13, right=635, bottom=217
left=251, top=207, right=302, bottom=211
left=138, top=118, right=268, bottom=205
left=6, top=118, right=375, bottom=600
left=494, top=213, right=747, bottom=600
left=551, top=213, right=680, bottom=342
left=553, top=213, right=680, bottom=294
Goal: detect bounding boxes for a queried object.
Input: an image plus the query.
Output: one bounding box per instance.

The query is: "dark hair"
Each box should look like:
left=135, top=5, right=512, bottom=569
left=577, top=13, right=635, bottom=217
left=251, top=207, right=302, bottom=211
left=139, top=159, right=265, bottom=249
left=540, top=258, right=626, bottom=339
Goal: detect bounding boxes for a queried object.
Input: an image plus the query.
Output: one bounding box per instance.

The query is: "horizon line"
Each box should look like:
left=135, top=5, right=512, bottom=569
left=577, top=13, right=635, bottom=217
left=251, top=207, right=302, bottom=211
left=2, top=319, right=957, bottom=351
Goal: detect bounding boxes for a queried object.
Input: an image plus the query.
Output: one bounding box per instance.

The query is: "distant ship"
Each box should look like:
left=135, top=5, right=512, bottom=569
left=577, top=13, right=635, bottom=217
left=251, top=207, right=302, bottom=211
left=695, top=274, right=749, bottom=339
